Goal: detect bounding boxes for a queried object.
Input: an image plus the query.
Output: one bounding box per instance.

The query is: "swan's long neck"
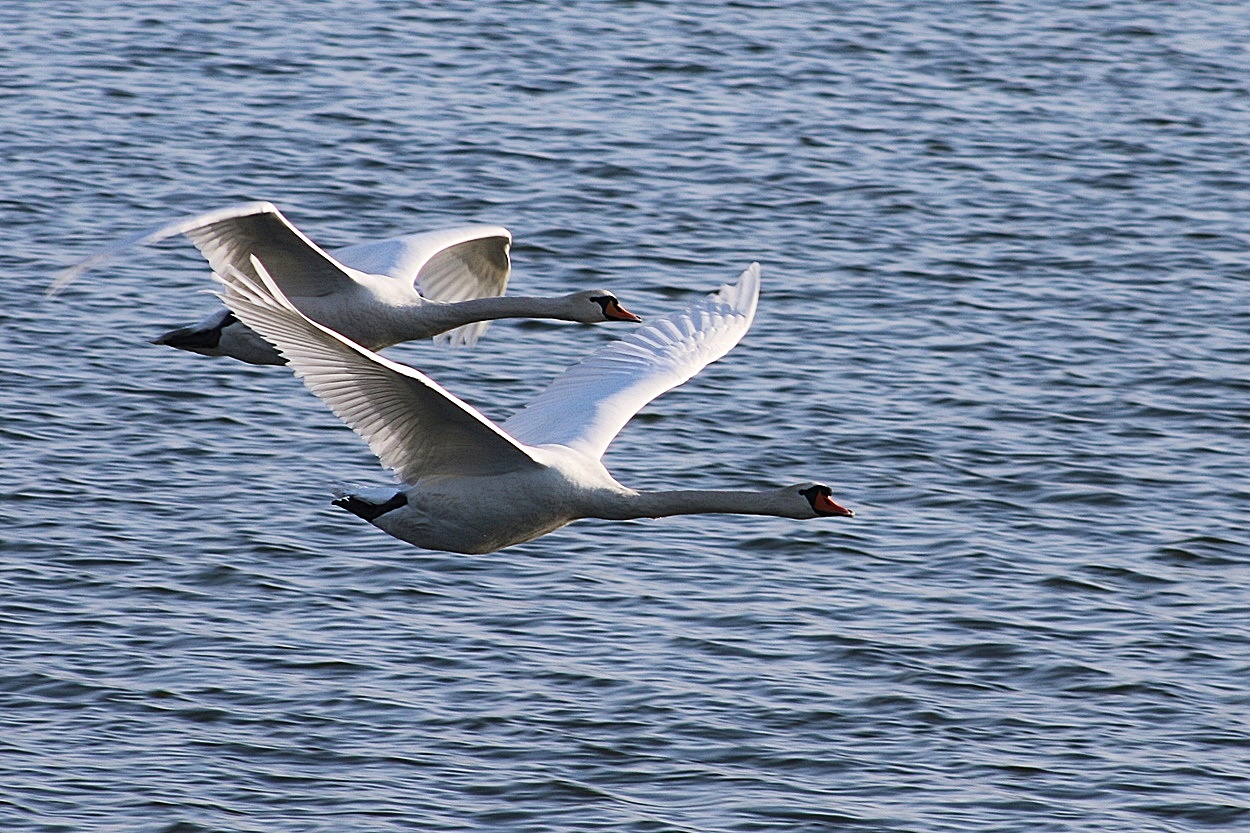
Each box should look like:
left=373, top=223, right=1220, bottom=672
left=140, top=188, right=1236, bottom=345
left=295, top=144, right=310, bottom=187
left=421, top=295, right=580, bottom=331
left=591, top=488, right=802, bottom=521
left=333, top=295, right=583, bottom=349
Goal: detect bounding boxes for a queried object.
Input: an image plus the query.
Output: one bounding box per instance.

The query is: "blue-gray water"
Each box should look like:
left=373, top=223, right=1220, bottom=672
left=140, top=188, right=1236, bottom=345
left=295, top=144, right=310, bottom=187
left=3, top=2, right=1249, bottom=831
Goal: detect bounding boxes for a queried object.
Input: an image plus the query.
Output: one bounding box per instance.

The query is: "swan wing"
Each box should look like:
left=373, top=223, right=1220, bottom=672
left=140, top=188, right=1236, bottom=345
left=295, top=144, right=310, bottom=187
left=502, top=263, right=761, bottom=460
left=49, top=201, right=367, bottom=300
left=217, top=256, right=542, bottom=485
left=332, top=225, right=513, bottom=347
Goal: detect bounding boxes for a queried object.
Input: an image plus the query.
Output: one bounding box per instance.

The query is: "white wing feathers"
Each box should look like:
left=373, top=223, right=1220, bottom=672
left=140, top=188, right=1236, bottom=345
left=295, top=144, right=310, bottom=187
left=502, top=262, right=761, bottom=460
left=334, top=225, right=513, bottom=348
left=50, top=203, right=514, bottom=349
left=217, top=256, right=541, bottom=484
left=47, top=201, right=359, bottom=298
left=333, top=225, right=511, bottom=301
left=50, top=202, right=267, bottom=297
left=421, top=233, right=512, bottom=348
left=182, top=206, right=362, bottom=299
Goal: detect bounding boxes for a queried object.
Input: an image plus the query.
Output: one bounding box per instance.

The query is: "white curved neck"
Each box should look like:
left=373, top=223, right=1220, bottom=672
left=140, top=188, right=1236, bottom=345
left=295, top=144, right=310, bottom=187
left=423, top=295, right=582, bottom=330
left=591, top=488, right=802, bottom=521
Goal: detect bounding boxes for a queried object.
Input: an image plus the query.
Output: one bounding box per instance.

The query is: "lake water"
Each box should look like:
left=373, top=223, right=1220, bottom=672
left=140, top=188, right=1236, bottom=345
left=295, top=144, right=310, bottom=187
left=2, top=2, right=1249, bottom=831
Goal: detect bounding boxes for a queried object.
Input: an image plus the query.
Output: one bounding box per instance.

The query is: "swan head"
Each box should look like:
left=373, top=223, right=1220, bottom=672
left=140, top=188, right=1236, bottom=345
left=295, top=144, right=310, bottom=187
left=795, top=483, right=854, bottom=518
left=563, top=290, right=642, bottom=324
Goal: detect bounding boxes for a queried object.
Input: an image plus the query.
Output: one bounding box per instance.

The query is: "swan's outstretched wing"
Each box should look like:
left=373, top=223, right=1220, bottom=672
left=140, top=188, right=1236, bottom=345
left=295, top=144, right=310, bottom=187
left=502, top=263, right=761, bottom=460
left=332, top=225, right=512, bottom=347
left=49, top=201, right=365, bottom=300
left=218, top=257, right=542, bottom=484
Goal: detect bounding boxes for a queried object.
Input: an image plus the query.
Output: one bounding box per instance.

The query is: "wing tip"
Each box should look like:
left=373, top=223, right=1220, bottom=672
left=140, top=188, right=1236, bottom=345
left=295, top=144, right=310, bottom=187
left=712, top=261, right=761, bottom=318
left=47, top=264, right=87, bottom=298
left=45, top=199, right=284, bottom=298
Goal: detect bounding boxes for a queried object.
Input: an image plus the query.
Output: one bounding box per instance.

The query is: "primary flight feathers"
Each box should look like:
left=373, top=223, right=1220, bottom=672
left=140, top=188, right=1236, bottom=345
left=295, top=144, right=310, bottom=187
left=502, top=269, right=759, bottom=459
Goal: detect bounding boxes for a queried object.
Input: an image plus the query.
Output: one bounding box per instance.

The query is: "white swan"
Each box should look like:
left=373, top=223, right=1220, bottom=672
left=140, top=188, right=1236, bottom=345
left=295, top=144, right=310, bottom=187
left=49, top=201, right=641, bottom=365
left=216, top=255, right=853, bottom=554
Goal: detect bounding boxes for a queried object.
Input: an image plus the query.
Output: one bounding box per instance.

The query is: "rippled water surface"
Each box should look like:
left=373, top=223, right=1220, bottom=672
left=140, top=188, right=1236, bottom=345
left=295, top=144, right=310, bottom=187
left=3, top=2, right=1249, bottom=831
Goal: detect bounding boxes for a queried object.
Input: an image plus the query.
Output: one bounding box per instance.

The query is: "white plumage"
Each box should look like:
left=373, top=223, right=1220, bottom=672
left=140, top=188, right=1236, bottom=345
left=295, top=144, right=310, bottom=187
left=216, top=257, right=852, bottom=554
left=50, top=201, right=640, bottom=364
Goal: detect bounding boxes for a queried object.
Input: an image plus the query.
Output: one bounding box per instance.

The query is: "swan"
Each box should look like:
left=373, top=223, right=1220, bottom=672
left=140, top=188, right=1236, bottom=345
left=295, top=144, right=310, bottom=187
left=48, top=201, right=641, bottom=365
left=215, top=254, right=853, bottom=554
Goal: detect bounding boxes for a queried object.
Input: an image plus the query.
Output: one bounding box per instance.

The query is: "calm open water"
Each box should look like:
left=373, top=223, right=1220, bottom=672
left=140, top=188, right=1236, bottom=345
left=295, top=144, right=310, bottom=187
left=2, top=2, right=1249, bottom=831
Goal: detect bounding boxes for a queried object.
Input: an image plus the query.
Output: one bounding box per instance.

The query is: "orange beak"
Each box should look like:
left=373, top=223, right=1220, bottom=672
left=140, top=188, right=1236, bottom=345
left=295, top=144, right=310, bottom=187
left=816, top=493, right=854, bottom=517
left=605, top=299, right=642, bottom=322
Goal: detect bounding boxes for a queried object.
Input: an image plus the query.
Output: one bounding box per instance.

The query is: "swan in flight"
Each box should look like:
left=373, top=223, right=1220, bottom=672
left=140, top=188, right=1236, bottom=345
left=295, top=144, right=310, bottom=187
left=49, top=201, right=641, bottom=365
left=216, top=255, right=853, bottom=553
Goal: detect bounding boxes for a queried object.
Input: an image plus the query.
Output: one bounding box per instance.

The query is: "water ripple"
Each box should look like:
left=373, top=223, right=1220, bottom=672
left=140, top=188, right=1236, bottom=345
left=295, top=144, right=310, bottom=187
left=4, top=1, right=1250, bottom=831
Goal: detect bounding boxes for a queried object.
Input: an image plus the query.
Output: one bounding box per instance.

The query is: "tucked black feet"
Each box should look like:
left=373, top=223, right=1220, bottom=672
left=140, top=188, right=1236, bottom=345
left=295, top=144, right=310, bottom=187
left=152, top=311, right=236, bottom=351
left=333, top=492, right=408, bottom=521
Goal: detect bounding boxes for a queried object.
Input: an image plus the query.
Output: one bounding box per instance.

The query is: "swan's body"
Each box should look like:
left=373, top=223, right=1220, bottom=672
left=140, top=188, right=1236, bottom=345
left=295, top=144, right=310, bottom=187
left=217, top=258, right=852, bottom=553
left=50, top=202, right=640, bottom=365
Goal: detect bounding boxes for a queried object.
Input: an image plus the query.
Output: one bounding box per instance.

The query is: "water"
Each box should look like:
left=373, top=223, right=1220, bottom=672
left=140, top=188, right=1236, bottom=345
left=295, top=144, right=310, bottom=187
left=3, top=1, right=1249, bottom=830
